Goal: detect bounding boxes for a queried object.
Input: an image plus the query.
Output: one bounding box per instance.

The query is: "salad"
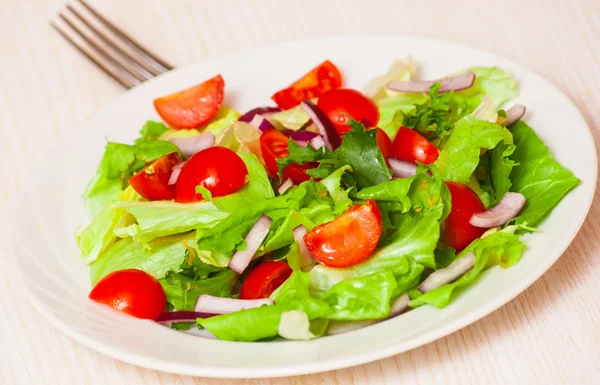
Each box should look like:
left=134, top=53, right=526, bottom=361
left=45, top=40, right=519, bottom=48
left=77, top=58, right=580, bottom=341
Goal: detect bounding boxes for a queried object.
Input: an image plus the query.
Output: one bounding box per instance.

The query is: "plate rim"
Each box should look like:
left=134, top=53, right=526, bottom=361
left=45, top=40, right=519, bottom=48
left=11, top=33, right=598, bottom=378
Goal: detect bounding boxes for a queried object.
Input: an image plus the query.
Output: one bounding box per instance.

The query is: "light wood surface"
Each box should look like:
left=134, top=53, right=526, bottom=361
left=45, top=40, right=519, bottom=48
left=2, top=0, right=600, bottom=384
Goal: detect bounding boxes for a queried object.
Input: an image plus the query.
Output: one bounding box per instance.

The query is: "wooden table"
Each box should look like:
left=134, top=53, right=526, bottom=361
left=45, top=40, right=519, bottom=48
left=2, top=0, right=599, bottom=384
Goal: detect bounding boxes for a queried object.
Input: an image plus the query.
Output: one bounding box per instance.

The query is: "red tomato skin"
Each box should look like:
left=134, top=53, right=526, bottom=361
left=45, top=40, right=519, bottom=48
left=128, top=152, right=181, bottom=201
left=317, top=88, right=379, bottom=136
left=304, top=200, right=383, bottom=268
left=393, top=127, right=440, bottom=165
left=239, top=261, right=293, bottom=299
left=271, top=60, right=342, bottom=109
left=153, top=75, right=224, bottom=129
left=259, top=128, right=314, bottom=183
left=372, top=128, right=393, bottom=158
left=444, top=182, right=488, bottom=252
left=89, top=269, right=166, bottom=320
left=174, top=146, right=248, bottom=202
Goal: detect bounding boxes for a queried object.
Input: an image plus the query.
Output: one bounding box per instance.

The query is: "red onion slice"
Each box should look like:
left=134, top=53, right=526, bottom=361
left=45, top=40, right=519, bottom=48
left=289, top=130, right=321, bottom=142
left=278, top=178, right=294, bottom=195
left=194, top=295, right=273, bottom=314
left=168, top=132, right=215, bottom=158
left=249, top=114, right=276, bottom=132
left=168, top=161, right=185, bottom=185
left=309, top=136, right=325, bottom=150
left=418, top=253, right=476, bottom=293
left=504, top=104, right=527, bottom=126
left=156, top=311, right=216, bottom=324
left=228, top=215, right=273, bottom=274
left=388, top=72, right=476, bottom=93
left=388, top=158, right=417, bottom=178
left=388, top=293, right=411, bottom=317
left=293, top=225, right=316, bottom=272
left=470, top=192, right=527, bottom=228
left=238, top=106, right=281, bottom=123
left=300, top=100, right=341, bottom=150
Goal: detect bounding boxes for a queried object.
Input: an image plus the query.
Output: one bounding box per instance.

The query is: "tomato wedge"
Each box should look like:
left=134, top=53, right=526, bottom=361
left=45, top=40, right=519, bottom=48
left=304, top=200, right=382, bottom=267
left=393, top=127, right=439, bottom=165
left=317, top=88, right=379, bottom=136
left=444, top=182, right=488, bottom=252
left=154, top=75, right=224, bottom=129
left=89, top=269, right=166, bottom=320
left=372, top=128, right=393, bottom=159
left=128, top=152, right=181, bottom=201
left=271, top=60, right=342, bottom=109
left=239, top=261, right=292, bottom=300
left=175, top=146, right=248, bottom=202
left=259, top=128, right=314, bottom=183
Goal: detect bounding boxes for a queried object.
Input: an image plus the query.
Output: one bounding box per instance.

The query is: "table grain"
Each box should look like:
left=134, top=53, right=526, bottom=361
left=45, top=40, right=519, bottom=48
left=1, top=0, right=600, bottom=384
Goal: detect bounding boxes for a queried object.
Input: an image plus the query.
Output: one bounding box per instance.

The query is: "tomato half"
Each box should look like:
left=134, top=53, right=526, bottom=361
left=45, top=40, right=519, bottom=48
left=393, top=126, right=440, bottom=165
left=444, top=182, right=488, bottom=252
left=175, top=146, right=248, bottom=202
left=154, top=75, right=224, bottom=129
left=271, top=60, right=342, bottom=109
left=317, top=88, right=379, bottom=136
left=128, top=152, right=181, bottom=201
left=259, top=128, right=314, bottom=184
left=239, top=261, right=292, bottom=299
left=89, top=269, right=166, bottom=320
left=304, top=200, right=382, bottom=268
left=372, top=128, right=393, bottom=159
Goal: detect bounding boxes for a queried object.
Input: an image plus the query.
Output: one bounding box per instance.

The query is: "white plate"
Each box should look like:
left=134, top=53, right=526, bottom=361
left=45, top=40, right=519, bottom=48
left=12, top=35, right=596, bottom=378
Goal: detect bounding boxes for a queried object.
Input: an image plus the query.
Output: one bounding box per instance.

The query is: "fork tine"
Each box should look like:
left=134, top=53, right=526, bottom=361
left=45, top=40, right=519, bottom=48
left=77, top=0, right=173, bottom=73
left=57, top=12, right=147, bottom=83
left=65, top=4, right=158, bottom=79
left=50, top=21, right=137, bottom=89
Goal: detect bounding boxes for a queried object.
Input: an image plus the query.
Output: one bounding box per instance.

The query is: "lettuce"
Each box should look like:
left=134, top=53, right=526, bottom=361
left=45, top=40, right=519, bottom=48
left=90, top=232, right=195, bottom=285
left=270, top=104, right=310, bottom=130
left=363, top=56, right=416, bottom=102
left=410, top=226, right=527, bottom=308
left=277, top=311, right=328, bottom=340
left=435, top=116, right=513, bottom=184
left=509, top=121, right=580, bottom=225
left=456, top=67, right=519, bottom=108
left=203, top=106, right=240, bottom=137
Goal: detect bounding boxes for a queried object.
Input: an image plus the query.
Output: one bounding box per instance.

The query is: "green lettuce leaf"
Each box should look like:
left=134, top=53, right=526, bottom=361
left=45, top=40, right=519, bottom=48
left=456, top=67, right=519, bottom=108
left=363, top=56, right=416, bottom=102
left=509, top=121, right=580, bottom=225
left=134, top=120, right=170, bottom=145
left=319, top=165, right=353, bottom=214
left=410, top=226, right=526, bottom=308
left=75, top=186, right=140, bottom=264
left=90, top=232, right=194, bottom=285
left=277, top=311, right=328, bottom=340
left=159, top=269, right=238, bottom=311
left=435, top=116, right=513, bottom=184
left=270, top=104, right=310, bottom=130
left=203, top=106, right=240, bottom=137
left=321, top=271, right=397, bottom=320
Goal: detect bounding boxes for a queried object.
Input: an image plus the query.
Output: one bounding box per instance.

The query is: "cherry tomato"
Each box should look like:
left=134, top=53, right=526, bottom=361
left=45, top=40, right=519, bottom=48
left=154, top=75, right=224, bottom=129
left=393, top=126, right=440, bottom=165
left=175, top=146, right=248, bottom=202
left=128, top=152, right=181, bottom=201
left=371, top=128, right=393, bottom=158
left=444, top=182, right=488, bottom=252
left=271, top=60, right=342, bottom=109
left=89, top=269, right=166, bottom=320
left=317, top=88, right=379, bottom=136
left=239, top=261, right=292, bottom=299
left=304, top=200, right=382, bottom=268
left=259, top=128, right=314, bottom=184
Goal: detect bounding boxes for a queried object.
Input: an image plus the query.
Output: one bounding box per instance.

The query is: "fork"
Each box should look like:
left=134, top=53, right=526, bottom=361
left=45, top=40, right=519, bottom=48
left=51, top=0, right=174, bottom=89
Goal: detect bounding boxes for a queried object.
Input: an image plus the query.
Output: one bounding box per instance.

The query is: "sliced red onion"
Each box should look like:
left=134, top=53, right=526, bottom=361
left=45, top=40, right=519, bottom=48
left=309, top=136, right=325, bottom=150
left=228, top=215, right=273, bottom=274
left=289, top=130, right=320, bottom=142
left=167, top=161, right=185, bottom=185
left=278, top=178, right=294, bottom=195
left=301, top=100, right=341, bottom=150
left=388, top=293, right=411, bottom=317
left=387, top=72, right=476, bottom=93
left=470, top=192, right=527, bottom=228
left=388, top=158, right=417, bottom=178
left=504, top=104, right=527, bottom=126
left=194, top=295, right=273, bottom=314
left=418, top=253, right=476, bottom=293
left=248, top=114, right=276, bottom=132
left=156, top=311, right=216, bottom=324
left=293, top=225, right=316, bottom=272
left=168, top=132, right=215, bottom=158
left=238, top=106, right=281, bottom=123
